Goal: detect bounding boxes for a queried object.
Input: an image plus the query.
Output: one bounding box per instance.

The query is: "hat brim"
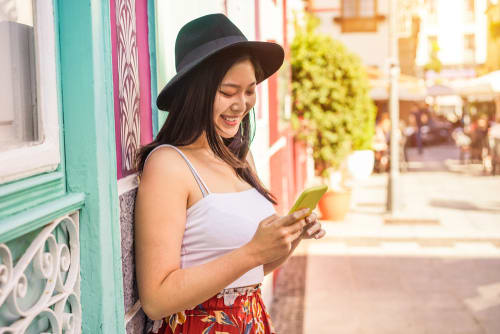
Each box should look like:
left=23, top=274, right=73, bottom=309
left=156, top=41, right=284, bottom=111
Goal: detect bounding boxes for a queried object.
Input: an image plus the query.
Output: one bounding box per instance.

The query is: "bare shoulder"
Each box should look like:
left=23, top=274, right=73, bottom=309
left=140, top=146, right=191, bottom=186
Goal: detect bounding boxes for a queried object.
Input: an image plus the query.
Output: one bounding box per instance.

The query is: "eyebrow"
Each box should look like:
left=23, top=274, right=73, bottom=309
left=221, top=82, right=256, bottom=89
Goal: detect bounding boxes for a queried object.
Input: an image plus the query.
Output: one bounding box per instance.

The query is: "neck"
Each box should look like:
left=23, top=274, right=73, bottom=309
left=187, top=132, right=210, bottom=149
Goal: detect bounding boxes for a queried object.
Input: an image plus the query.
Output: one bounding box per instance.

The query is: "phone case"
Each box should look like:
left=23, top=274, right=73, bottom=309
left=288, top=185, right=328, bottom=216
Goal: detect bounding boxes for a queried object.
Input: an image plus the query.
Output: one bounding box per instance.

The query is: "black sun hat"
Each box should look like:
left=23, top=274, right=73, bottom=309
left=156, top=13, right=285, bottom=111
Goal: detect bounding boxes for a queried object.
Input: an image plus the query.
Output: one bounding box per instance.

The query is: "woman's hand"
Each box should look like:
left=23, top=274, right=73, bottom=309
left=245, top=208, right=310, bottom=265
left=301, top=212, right=326, bottom=240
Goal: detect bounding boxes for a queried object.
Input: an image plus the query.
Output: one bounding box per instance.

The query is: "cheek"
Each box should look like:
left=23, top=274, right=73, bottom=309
left=248, top=94, right=257, bottom=108
left=213, top=95, right=227, bottom=119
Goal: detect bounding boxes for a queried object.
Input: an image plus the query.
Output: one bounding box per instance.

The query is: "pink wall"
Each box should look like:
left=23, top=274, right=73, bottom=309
left=135, top=0, right=153, bottom=147
left=111, top=0, right=153, bottom=180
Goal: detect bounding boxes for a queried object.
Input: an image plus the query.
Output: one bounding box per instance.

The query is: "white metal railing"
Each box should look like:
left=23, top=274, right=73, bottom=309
left=0, top=212, right=81, bottom=333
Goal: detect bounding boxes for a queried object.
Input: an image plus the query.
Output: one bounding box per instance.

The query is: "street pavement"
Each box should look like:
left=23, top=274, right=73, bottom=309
left=270, top=144, right=500, bottom=334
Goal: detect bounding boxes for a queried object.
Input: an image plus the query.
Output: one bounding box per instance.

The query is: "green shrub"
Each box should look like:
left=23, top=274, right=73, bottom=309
left=290, top=15, right=375, bottom=178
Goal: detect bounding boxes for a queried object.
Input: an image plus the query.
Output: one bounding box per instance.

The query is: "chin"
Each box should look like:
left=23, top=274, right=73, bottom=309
left=216, top=124, right=240, bottom=139
left=219, top=131, right=238, bottom=139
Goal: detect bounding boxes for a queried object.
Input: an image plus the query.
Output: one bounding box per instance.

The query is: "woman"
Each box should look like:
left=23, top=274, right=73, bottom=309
left=134, top=14, right=326, bottom=334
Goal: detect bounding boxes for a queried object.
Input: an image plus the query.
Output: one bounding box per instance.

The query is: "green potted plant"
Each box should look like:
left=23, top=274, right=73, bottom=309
left=290, top=14, right=375, bottom=220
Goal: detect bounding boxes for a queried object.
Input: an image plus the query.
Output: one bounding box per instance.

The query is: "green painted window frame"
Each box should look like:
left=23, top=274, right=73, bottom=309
left=0, top=0, right=83, bottom=243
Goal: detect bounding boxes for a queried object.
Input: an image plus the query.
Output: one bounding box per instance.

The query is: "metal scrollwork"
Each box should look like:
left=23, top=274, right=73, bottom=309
left=0, top=212, right=81, bottom=333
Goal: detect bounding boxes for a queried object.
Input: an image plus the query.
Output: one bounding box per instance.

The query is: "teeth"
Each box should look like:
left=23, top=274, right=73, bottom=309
left=222, top=115, right=238, bottom=122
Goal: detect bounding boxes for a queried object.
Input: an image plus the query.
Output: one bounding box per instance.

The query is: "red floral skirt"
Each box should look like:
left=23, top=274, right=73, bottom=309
left=148, top=283, right=276, bottom=334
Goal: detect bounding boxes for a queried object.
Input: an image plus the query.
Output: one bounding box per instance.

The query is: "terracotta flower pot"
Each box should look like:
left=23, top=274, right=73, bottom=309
left=318, top=189, right=352, bottom=221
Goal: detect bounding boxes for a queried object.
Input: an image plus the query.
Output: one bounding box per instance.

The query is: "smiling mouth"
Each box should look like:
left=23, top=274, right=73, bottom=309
left=221, top=115, right=239, bottom=122
left=220, top=114, right=240, bottom=127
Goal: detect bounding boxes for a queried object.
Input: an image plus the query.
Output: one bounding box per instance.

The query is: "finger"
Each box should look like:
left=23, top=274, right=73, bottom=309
left=305, top=212, right=318, bottom=224
left=283, top=218, right=306, bottom=236
left=313, top=229, right=326, bottom=239
left=277, top=208, right=309, bottom=227
left=306, top=222, right=321, bottom=236
left=292, top=229, right=303, bottom=241
left=261, top=214, right=280, bottom=226
left=289, top=225, right=304, bottom=241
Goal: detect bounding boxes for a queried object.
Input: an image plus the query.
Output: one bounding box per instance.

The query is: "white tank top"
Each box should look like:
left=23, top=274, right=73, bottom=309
left=144, top=144, right=276, bottom=289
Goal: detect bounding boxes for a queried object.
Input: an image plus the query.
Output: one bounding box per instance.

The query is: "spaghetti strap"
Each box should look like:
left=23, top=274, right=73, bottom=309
left=144, top=144, right=211, bottom=197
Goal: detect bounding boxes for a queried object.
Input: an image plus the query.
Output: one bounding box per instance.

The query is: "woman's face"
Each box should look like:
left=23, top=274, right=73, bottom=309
left=213, top=58, right=257, bottom=138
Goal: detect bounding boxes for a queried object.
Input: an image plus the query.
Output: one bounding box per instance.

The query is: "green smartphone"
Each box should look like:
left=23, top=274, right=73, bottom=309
left=288, top=185, right=328, bottom=218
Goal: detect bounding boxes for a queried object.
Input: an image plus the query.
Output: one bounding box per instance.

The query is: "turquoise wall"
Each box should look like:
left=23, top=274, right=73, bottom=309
left=148, top=0, right=160, bottom=137
left=57, top=0, right=125, bottom=332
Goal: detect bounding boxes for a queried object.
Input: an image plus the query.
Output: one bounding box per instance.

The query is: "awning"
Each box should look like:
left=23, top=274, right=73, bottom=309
left=426, top=84, right=457, bottom=96
left=370, top=77, right=427, bottom=101
left=367, top=66, right=427, bottom=101
left=454, top=70, right=500, bottom=100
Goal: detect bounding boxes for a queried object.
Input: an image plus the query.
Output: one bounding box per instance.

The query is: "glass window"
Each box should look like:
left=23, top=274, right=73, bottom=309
left=465, top=0, right=475, bottom=22
left=0, top=0, right=39, bottom=152
left=342, top=0, right=356, bottom=18
left=426, top=0, right=438, bottom=24
left=464, top=34, right=475, bottom=50
left=0, top=0, right=60, bottom=184
left=342, top=0, right=376, bottom=18
left=464, top=34, right=475, bottom=63
left=359, top=0, right=375, bottom=17
left=466, top=0, right=475, bottom=12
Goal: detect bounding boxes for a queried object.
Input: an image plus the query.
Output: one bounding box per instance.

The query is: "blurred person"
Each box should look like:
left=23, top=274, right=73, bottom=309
left=452, top=126, right=471, bottom=164
left=470, top=115, right=489, bottom=163
left=373, top=114, right=408, bottom=172
left=399, top=120, right=409, bottom=172
left=411, top=104, right=424, bottom=154
left=489, top=118, right=500, bottom=174
left=373, top=114, right=390, bottom=172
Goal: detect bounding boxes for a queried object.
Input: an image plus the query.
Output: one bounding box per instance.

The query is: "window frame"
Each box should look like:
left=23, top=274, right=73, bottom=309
left=464, top=0, right=476, bottom=23
left=464, top=33, right=476, bottom=64
left=0, top=0, right=61, bottom=185
left=336, top=0, right=385, bottom=33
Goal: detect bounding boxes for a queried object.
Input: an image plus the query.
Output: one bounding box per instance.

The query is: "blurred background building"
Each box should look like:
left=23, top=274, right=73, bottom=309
left=485, top=0, right=500, bottom=72
left=305, top=0, right=499, bottom=174
left=306, top=0, right=426, bottom=122
left=416, top=0, right=488, bottom=83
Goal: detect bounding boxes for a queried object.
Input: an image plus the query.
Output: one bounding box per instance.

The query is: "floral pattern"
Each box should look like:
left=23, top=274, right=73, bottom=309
left=149, top=285, right=275, bottom=334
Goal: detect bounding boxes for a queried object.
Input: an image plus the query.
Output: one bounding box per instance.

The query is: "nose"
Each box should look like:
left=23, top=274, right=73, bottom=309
left=232, top=93, right=248, bottom=113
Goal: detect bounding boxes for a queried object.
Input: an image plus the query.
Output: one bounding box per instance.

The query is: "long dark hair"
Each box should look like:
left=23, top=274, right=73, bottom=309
left=135, top=48, right=276, bottom=204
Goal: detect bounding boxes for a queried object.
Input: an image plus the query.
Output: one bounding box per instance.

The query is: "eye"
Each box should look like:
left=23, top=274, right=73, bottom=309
left=219, top=90, right=233, bottom=97
left=246, top=90, right=255, bottom=96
